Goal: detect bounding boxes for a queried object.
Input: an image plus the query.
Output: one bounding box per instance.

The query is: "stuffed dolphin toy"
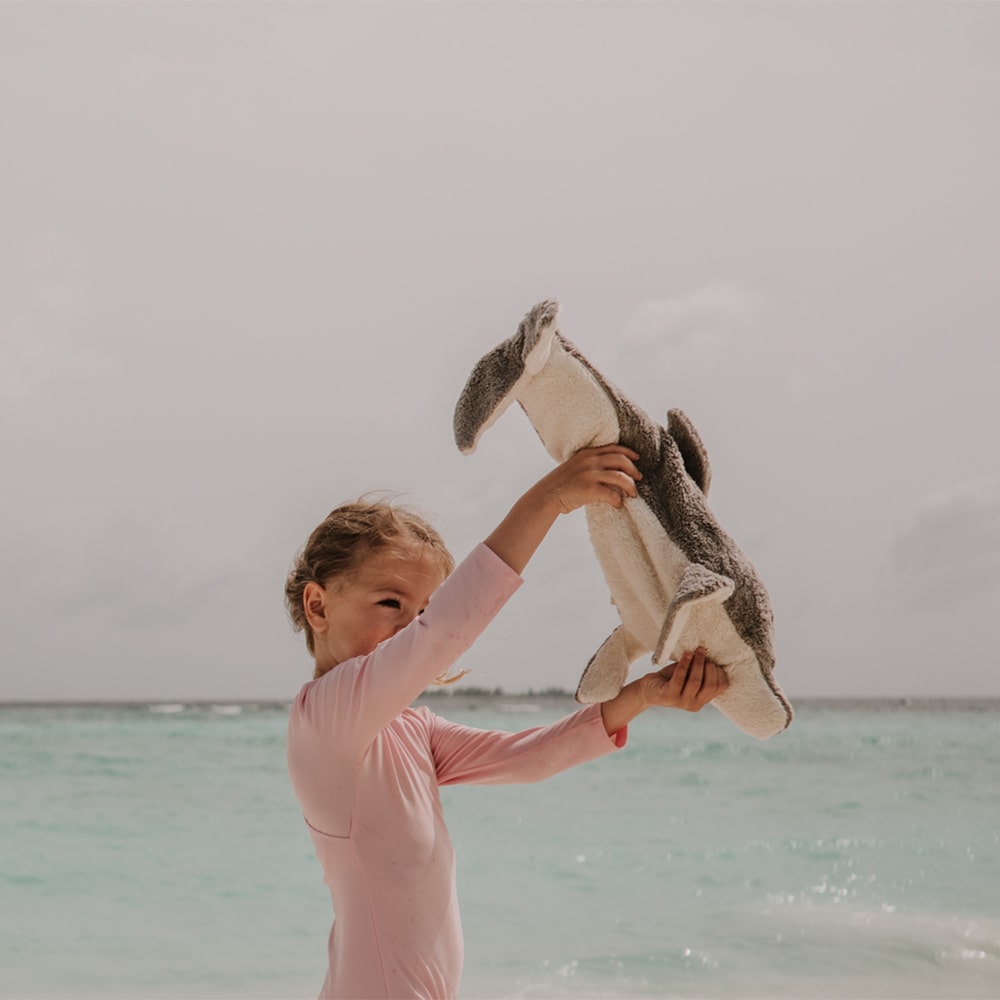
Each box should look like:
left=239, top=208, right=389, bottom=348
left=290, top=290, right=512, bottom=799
left=454, top=300, right=792, bottom=739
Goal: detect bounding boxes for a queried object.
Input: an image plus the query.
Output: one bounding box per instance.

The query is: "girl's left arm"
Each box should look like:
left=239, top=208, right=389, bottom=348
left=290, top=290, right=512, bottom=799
left=429, top=649, right=728, bottom=786
left=431, top=703, right=626, bottom=787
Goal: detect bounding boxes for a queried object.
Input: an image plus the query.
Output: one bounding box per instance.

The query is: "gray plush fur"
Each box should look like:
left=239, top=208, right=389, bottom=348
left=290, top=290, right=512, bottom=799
left=454, top=300, right=793, bottom=739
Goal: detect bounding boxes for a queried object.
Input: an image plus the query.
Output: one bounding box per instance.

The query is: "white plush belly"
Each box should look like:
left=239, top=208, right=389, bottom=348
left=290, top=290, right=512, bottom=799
left=516, top=348, right=621, bottom=461
left=585, top=499, right=688, bottom=650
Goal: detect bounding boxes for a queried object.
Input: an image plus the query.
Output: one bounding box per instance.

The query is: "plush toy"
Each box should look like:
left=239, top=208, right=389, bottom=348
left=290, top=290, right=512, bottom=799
left=454, top=300, right=792, bottom=739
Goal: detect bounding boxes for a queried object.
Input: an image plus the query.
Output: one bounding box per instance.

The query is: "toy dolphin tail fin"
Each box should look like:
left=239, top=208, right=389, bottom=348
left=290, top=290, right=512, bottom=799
left=576, top=625, right=650, bottom=704
left=453, top=339, right=524, bottom=453
left=712, top=663, right=794, bottom=739
left=453, top=300, right=561, bottom=454
left=667, top=409, right=712, bottom=495
left=653, top=563, right=734, bottom=666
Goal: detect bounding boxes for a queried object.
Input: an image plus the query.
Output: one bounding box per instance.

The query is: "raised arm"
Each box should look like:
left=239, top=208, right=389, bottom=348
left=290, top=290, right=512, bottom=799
left=293, top=544, right=521, bottom=756
left=484, top=445, right=641, bottom=574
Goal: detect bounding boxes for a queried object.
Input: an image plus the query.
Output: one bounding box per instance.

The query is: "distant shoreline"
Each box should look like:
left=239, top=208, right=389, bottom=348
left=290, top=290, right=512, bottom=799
left=3, top=695, right=1000, bottom=710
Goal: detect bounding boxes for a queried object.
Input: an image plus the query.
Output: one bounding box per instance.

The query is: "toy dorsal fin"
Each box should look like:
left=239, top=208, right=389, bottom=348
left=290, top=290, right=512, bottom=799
left=667, top=408, right=712, bottom=495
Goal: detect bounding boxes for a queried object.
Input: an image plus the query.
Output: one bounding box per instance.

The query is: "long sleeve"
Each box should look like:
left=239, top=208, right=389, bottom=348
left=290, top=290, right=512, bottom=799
left=430, top=703, right=627, bottom=786
left=290, top=542, right=522, bottom=760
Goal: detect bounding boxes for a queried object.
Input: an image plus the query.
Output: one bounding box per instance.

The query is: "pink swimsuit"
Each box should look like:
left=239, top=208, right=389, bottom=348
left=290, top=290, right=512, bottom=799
left=286, top=543, right=627, bottom=999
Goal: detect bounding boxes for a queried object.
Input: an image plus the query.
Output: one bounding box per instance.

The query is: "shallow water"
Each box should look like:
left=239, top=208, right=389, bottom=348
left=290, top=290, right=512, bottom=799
left=2, top=699, right=998, bottom=998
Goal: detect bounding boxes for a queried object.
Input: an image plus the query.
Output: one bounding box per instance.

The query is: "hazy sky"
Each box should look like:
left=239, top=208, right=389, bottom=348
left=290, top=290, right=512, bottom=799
left=3, top=2, right=998, bottom=702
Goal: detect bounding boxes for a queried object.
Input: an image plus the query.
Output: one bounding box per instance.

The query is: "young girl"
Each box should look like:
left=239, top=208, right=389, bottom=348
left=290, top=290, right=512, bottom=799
left=285, top=445, right=728, bottom=1000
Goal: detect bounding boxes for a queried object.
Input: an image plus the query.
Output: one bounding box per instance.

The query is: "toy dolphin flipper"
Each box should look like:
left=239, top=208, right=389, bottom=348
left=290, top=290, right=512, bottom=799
left=576, top=625, right=650, bottom=704
left=454, top=300, right=793, bottom=740
left=654, top=564, right=735, bottom=663
left=578, top=564, right=733, bottom=703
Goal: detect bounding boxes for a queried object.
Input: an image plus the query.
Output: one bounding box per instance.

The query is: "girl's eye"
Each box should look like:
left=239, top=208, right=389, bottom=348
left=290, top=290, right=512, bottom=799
left=378, top=598, right=401, bottom=609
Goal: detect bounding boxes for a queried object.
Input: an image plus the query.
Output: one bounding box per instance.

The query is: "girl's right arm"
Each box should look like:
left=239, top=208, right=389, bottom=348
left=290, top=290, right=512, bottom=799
left=484, top=445, right=641, bottom=573
left=292, top=542, right=521, bottom=757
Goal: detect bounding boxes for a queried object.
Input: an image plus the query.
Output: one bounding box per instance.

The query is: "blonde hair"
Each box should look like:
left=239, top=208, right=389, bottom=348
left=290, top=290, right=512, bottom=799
left=285, top=498, right=461, bottom=682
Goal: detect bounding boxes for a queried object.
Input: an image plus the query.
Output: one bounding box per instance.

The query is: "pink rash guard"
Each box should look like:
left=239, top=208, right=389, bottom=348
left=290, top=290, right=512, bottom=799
left=286, top=543, right=627, bottom=1000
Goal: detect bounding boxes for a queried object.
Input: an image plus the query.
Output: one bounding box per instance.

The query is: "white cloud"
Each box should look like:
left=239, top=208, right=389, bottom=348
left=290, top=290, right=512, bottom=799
left=887, top=477, right=1000, bottom=611
left=0, top=229, right=113, bottom=401
left=615, top=283, right=761, bottom=356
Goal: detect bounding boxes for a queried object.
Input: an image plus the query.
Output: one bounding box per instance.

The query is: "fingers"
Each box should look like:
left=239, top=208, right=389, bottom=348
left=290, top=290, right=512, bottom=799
left=600, top=473, right=639, bottom=507
left=550, top=445, right=642, bottom=513
left=688, top=645, right=706, bottom=694
left=573, top=445, right=641, bottom=478
left=666, top=647, right=728, bottom=711
left=596, top=448, right=642, bottom=481
left=576, top=446, right=642, bottom=506
left=584, top=444, right=640, bottom=462
left=666, top=649, right=694, bottom=699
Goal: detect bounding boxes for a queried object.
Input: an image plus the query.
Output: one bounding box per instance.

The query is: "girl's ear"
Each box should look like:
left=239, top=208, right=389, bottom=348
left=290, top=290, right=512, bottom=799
left=303, top=582, right=329, bottom=635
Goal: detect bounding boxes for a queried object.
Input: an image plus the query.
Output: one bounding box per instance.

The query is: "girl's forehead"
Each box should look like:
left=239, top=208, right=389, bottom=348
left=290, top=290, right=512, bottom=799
left=358, top=542, right=446, bottom=588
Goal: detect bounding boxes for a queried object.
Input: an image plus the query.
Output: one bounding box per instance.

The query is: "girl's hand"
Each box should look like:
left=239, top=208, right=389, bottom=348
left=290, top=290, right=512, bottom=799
left=483, top=444, right=641, bottom=575
left=600, top=647, right=729, bottom=736
left=534, top=444, right=642, bottom=514
left=639, top=647, right=729, bottom=712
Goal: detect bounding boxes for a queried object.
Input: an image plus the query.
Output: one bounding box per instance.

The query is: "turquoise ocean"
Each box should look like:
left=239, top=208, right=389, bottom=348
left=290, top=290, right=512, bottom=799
left=2, top=697, right=999, bottom=999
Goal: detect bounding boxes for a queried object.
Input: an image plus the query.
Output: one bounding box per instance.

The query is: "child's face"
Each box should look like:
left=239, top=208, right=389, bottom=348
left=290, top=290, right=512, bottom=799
left=317, top=541, right=447, bottom=667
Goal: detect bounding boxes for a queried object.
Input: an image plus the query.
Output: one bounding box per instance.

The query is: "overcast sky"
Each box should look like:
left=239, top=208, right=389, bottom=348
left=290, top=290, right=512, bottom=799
left=2, top=2, right=998, bottom=703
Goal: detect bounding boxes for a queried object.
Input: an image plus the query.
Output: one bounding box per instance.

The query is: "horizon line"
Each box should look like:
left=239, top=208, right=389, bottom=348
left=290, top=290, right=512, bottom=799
left=4, top=694, right=1000, bottom=708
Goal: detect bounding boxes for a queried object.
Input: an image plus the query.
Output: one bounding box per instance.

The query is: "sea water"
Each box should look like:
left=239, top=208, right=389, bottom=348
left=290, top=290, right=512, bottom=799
left=1, top=698, right=998, bottom=999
